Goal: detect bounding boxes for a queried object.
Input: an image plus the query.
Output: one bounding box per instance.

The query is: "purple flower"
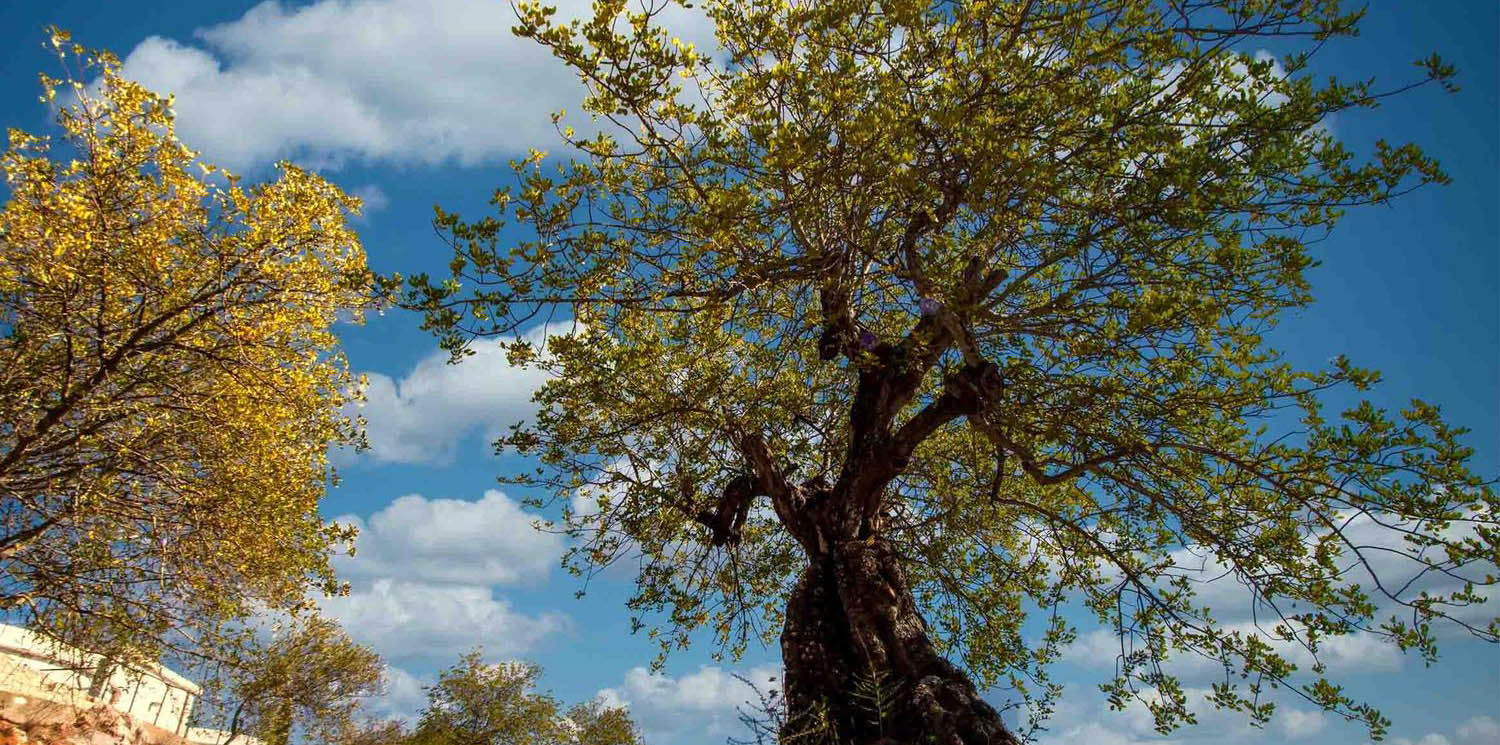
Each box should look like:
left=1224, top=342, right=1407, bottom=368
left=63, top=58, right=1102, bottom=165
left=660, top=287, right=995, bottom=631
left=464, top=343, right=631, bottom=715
left=918, top=297, right=941, bottom=317
left=857, top=330, right=878, bottom=350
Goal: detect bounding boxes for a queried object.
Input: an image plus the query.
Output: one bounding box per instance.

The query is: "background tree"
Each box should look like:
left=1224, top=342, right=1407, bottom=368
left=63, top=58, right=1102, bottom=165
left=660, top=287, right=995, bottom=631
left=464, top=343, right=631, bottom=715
left=212, top=616, right=383, bottom=745
left=0, top=31, right=371, bottom=669
left=562, top=697, right=643, bottom=745
left=398, top=0, right=1497, bottom=743
left=408, top=650, right=641, bottom=745
left=340, top=717, right=414, bottom=745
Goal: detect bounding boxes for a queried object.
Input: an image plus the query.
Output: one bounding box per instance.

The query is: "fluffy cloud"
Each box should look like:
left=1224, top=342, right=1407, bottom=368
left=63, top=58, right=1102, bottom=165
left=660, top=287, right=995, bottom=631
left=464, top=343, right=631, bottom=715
left=1456, top=716, right=1500, bottom=745
left=1035, top=721, right=1174, bottom=745
left=1063, top=621, right=1401, bottom=679
left=1324, top=508, right=1499, bottom=634
left=353, top=320, right=579, bottom=465
left=1395, top=716, right=1500, bottom=745
left=321, top=487, right=570, bottom=664
left=1274, top=708, right=1327, bottom=740
left=361, top=664, right=430, bottom=724
left=331, top=489, right=564, bottom=586
left=597, top=665, right=780, bottom=744
left=320, top=578, right=570, bottom=664
left=1033, top=685, right=1334, bottom=745
left=1394, top=735, right=1454, bottom=745
left=1065, top=504, right=1497, bottom=683
left=114, top=0, right=716, bottom=172
left=349, top=184, right=389, bottom=214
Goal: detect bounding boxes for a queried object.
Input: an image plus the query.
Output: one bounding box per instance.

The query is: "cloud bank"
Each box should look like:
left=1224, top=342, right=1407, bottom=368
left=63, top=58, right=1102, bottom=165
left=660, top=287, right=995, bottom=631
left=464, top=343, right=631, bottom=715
left=115, top=0, right=716, bottom=172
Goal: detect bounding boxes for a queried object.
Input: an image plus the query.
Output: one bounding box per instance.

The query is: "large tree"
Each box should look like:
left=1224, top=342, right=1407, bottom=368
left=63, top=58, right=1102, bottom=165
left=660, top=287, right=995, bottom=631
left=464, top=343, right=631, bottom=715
left=0, top=32, right=370, bottom=669
left=399, top=1, right=1497, bottom=742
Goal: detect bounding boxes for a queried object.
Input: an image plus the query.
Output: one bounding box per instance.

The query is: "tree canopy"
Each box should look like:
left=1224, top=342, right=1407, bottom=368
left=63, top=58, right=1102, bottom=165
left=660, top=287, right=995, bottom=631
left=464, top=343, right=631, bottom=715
left=397, top=0, right=1496, bottom=740
left=215, top=616, right=384, bottom=745
left=0, top=31, right=372, bottom=669
left=408, top=650, right=642, bottom=745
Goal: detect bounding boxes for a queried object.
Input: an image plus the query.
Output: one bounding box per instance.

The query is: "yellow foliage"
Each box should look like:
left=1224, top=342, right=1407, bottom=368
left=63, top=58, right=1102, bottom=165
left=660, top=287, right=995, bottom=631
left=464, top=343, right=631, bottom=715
left=0, top=31, right=372, bottom=664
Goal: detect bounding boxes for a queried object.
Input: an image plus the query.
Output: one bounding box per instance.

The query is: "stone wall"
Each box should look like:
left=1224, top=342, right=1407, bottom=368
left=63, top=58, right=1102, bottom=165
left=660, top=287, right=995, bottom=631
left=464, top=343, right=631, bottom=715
left=0, top=625, right=230, bottom=744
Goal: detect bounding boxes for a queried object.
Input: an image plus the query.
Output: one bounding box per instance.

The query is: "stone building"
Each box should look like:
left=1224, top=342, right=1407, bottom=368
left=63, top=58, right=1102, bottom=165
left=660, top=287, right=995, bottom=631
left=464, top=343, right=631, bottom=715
left=0, top=623, right=257, bottom=745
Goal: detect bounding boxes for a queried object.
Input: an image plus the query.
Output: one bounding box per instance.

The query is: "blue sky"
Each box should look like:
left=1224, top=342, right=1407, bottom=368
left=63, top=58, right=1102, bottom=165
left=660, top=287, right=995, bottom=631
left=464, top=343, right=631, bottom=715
left=1, top=2, right=1495, bottom=744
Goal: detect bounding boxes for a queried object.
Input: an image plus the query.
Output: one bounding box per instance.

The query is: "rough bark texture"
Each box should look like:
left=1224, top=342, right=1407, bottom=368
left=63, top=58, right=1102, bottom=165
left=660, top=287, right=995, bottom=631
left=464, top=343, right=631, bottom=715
left=780, top=537, right=1019, bottom=745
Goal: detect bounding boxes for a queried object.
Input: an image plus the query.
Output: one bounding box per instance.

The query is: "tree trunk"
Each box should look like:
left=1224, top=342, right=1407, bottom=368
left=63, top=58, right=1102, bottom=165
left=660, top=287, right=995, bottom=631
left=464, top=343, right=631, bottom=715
left=780, top=537, right=1018, bottom=745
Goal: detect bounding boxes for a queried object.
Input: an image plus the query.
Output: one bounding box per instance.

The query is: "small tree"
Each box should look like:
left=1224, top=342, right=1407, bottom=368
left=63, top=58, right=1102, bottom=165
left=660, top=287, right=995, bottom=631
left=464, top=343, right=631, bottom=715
left=340, top=718, right=413, bottom=745
left=399, top=0, right=1496, bottom=742
left=562, top=697, right=643, bottom=745
left=410, top=651, right=641, bottom=745
left=0, top=30, right=371, bottom=667
left=216, top=616, right=383, bottom=745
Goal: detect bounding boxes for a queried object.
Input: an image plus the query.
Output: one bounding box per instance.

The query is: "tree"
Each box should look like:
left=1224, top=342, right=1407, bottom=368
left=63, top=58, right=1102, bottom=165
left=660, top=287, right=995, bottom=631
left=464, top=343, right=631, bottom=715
left=214, top=616, right=384, bottom=745
left=341, top=717, right=414, bottom=745
left=409, top=650, right=641, bottom=745
left=561, top=697, right=643, bottom=745
left=397, top=1, right=1497, bottom=743
left=0, top=31, right=371, bottom=668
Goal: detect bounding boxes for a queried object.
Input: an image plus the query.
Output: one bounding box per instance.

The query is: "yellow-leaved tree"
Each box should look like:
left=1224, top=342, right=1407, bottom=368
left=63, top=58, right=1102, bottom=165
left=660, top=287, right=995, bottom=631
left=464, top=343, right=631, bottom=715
left=0, top=31, right=372, bottom=671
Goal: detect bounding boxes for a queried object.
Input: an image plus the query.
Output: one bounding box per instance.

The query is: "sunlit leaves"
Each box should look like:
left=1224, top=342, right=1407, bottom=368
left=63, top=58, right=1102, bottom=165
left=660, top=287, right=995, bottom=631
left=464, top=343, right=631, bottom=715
left=0, top=32, right=373, bottom=673
left=404, top=0, right=1492, bottom=738
left=214, top=617, right=383, bottom=745
left=408, top=652, right=644, bottom=745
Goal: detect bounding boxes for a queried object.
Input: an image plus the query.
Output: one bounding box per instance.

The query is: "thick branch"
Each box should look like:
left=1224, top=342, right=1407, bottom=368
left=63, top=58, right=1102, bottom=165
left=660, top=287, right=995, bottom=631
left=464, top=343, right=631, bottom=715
left=737, top=429, right=792, bottom=500
left=0, top=514, right=65, bottom=563
left=890, top=360, right=1004, bottom=468
left=816, top=284, right=858, bottom=362
left=846, top=360, right=1005, bottom=522
left=695, top=474, right=755, bottom=547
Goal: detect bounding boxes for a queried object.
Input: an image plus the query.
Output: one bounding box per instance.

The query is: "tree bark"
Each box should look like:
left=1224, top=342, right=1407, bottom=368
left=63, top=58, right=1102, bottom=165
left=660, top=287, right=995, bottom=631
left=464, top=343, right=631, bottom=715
left=780, top=537, right=1018, bottom=745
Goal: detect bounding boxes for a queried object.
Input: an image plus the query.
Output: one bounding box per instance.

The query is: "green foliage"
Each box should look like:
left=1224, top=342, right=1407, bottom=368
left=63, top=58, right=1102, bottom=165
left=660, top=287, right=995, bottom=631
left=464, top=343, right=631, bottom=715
left=850, top=668, right=900, bottom=738
left=399, top=0, right=1495, bottom=739
left=411, top=652, right=559, bottom=745
left=213, top=616, right=384, bottom=745
left=564, top=697, right=646, bottom=745
left=340, top=718, right=414, bottom=745
left=409, top=650, right=642, bottom=745
left=781, top=698, right=841, bottom=745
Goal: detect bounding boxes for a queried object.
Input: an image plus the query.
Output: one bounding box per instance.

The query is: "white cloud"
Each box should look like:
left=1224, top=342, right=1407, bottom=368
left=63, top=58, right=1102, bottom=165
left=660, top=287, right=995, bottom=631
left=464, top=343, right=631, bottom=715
left=331, top=489, right=564, bottom=586
left=320, top=578, right=570, bottom=664
left=1033, top=684, right=1337, bottom=745
left=350, top=184, right=389, bottom=214
left=1394, top=735, right=1455, bottom=745
left=354, top=320, right=579, bottom=465
left=1061, top=627, right=1128, bottom=668
left=1325, top=508, right=1499, bottom=634
left=1063, top=621, right=1401, bottom=680
left=1065, top=505, right=1497, bottom=682
left=1457, top=716, right=1500, bottom=745
left=361, top=664, right=430, bottom=724
left=320, top=488, right=572, bottom=713
left=1035, top=721, right=1174, bottom=745
left=597, top=664, right=780, bottom=744
left=1274, top=708, right=1326, bottom=740
left=114, top=0, right=716, bottom=172
left=1397, top=716, right=1500, bottom=745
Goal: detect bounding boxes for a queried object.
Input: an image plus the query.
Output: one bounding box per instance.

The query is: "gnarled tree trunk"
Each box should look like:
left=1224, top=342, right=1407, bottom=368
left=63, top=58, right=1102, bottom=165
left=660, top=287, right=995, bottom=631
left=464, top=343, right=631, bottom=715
left=780, top=537, right=1018, bottom=745
left=696, top=315, right=1020, bottom=743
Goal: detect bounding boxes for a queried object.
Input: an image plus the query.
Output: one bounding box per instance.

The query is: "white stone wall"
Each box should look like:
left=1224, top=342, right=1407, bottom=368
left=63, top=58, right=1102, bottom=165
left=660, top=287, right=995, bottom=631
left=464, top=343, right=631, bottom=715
left=0, top=624, right=96, bottom=708
left=99, top=665, right=197, bottom=733
left=184, top=727, right=265, bottom=745
left=0, top=652, right=91, bottom=709
left=0, top=624, right=202, bottom=736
